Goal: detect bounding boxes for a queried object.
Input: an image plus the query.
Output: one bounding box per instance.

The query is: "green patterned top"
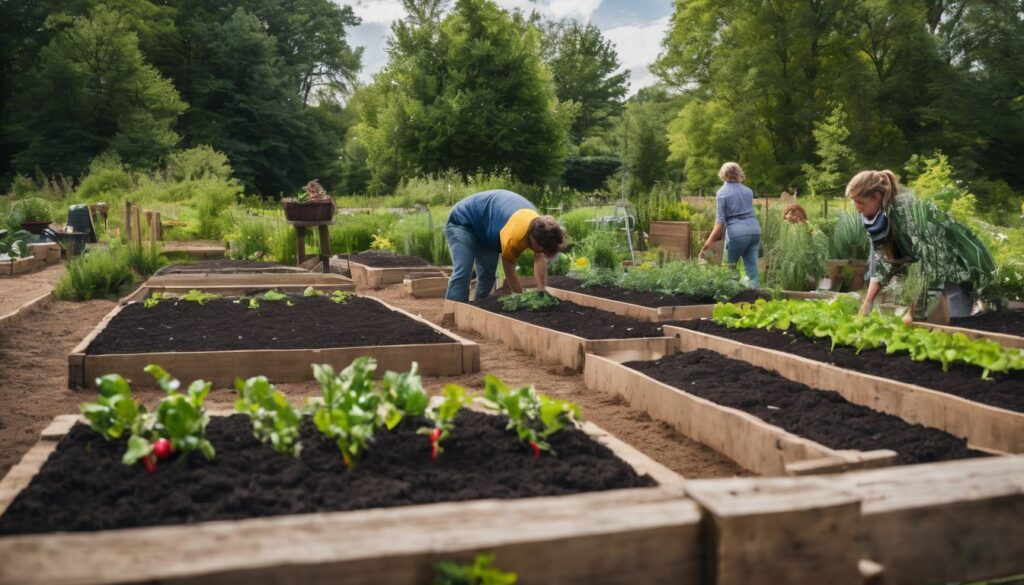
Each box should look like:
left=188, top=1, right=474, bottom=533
left=872, top=193, right=995, bottom=293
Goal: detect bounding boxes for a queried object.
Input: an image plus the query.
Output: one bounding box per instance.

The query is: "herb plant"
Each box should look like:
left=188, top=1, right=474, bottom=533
left=498, top=290, right=560, bottom=312
left=434, top=553, right=518, bottom=585
left=181, top=289, right=222, bottom=304
left=235, top=375, right=303, bottom=457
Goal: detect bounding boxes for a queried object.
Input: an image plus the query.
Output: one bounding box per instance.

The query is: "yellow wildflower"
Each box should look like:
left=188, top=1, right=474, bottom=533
left=575, top=257, right=588, bottom=267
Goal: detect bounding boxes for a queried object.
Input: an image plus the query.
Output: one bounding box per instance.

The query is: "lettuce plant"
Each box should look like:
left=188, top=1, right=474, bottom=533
left=497, top=291, right=560, bottom=312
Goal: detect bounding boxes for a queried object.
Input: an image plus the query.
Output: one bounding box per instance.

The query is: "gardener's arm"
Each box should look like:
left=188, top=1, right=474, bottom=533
left=700, top=223, right=725, bottom=257
left=534, top=254, right=548, bottom=292
left=502, top=258, right=523, bottom=293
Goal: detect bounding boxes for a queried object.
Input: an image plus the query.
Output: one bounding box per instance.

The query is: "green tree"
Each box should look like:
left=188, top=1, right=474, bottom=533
left=11, top=5, right=185, bottom=176
left=358, top=0, right=570, bottom=193
left=801, top=103, right=857, bottom=213
left=542, top=20, right=629, bottom=143
left=619, top=86, right=684, bottom=193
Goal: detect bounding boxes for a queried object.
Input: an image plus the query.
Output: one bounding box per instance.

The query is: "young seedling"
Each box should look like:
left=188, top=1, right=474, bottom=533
left=477, top=375, right=582, bottom=456
left=433, top=552, right=518, bottom=585
left=418, top=384, right=468, bottom=461
left=143, top=292, right=168, bottom=309
left=497, top=290, right=560, bottom=312
left=378, top=362, right=429, bottom=430
left=330, top=290, right=354, bottom=304
left=235, top=375, right=303, bottom=457
left=81, top=374, right=144, bottom=440
left=181, top=289, right=222, bottom=305
left=303, top=286, right=326, bottom=297
left=261, top=289, right=294, bottom=306
left=308, top=358, right=381, bottom=468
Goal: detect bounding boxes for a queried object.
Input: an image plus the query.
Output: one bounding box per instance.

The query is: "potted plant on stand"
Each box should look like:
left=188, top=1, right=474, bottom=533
left=10, top=197, right=53, bottom=234
left=282, top=180, right=334, bottom=222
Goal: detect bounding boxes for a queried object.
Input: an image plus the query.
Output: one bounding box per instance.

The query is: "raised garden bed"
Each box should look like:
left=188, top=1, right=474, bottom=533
left=623, top=350, right=983, bottom=467
left=345, top=251, right=440, bottom=289
left=671, top=321, right=1024, bottom=453
left=0, top=413, right=696, bottom=585
left=70, top=295, right=479, bottom=388
left=120, top=271, right=356, bottom=303
left=546, top=275, right=769, bottom=321
left=449, top=297, right=676, bottom=370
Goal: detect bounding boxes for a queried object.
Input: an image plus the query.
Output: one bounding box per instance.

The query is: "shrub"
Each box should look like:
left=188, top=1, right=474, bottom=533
left=55, top=246, right=138, bottom=301
left=75, top=168, right=134, bottom=202
left=6, top=197, right=54, bottom=230
left=329, top=212, right=398, bottom=254
left=227, top=215, right=275, bottom=260
left=165, top=145, right=233, bottom=181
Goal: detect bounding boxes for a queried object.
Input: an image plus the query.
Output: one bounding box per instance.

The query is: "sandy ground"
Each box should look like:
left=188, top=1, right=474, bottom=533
left=0, top=263, right=64, bottom=316
left=0, top=280, right=746, bottom=480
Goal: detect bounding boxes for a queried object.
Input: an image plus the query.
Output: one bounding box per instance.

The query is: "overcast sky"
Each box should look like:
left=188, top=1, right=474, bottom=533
left=344, top=0, right=673, bottom=96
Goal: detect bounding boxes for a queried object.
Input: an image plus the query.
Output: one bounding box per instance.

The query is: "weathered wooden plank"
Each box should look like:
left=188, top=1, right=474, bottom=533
left=583, top=354, right=897, bottom=476
left=404, top=276, right=449, bottom=298
left=666, top=324, right=1024, bottom=454
left=349, top=262, right=440, bottom=289
left=547, top=287, right=712, bottom=322
left=0, top=291, right=54, bottom=328
left=451, top=301, right=675, bottom=371
left=0, top=415, right=697, bottom=585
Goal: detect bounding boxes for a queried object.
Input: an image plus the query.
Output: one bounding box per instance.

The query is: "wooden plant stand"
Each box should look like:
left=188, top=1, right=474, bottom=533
left=664, top=324, right=1024, bottom=454
left=583, top=354, right=897, bottom=476
left=288, top=220, right=332, bottom=274
left=69, top=297, right=479, bottom=389
left=447, top=300, right=676, bottom=371
left=0, top=414, right=695, bottom=585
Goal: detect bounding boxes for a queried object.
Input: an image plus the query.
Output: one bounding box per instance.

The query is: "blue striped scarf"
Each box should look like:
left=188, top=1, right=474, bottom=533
left=862, top=211, right=889, bottom=247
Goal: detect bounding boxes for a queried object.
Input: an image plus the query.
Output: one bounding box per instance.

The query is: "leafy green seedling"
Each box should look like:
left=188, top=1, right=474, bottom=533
left=497, top=291, right=560, bottom=312
left=181, top=289, right=222, bottom=304
left=330, top=290, right=354, bottom=304
left=143, top=292, right=168, bottom=309
left=418, top=384, right=467, bottom=461
left=433, top=553, right=517, bottom=585
left=235, top=375, right=303, bottom=457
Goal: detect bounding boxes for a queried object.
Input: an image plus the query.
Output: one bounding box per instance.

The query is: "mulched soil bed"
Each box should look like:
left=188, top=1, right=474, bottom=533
left=679, top=320, right=1024, bottom=413
left=950, top=310, right=1024, bottom=337
left=547, top=276, right=770, bottom=307
left=625, top=350, right=985, bottom=466
left=347, top=251, right=431, bottom=268
left=473, top=296, right=669, bottom=339
left=87, top=295, right=450, bottom=354
left=156, top=259, right=296, bottom=274
left=0, top=412, right=655, bottom=536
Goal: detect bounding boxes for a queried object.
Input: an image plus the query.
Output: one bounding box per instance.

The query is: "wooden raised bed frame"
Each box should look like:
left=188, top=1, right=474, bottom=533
left=583, top=354, right=897, bottom=476
left=447, top=300, right=676, bottom=371
left=665, top=324, right=1024, bottom=454
left=69, top=297, right=479, bottom=389
left=120, top=272, right=357, bottom=304
left=5, top=420, right=1022, bottom=584
left=546, top=286, right=834, bottom=323
left=0, top=413, right=696, bottom=585
left=350, top=260, right=447, bottom=289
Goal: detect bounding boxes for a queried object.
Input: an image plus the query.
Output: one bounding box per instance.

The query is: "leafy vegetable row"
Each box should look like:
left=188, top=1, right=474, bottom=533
left=712, top=296, right=1024, bottom=378
left=497, top=290, right=560, bottom=312
left=81, top=359, right=582, bottom=473
left=571, top=259, right=746, bottom=302
left=143, top=287, right=353, bottom=309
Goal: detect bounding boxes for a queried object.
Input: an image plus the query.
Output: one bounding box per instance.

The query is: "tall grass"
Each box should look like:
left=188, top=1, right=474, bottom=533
left=55, top=245, right=139, bottom=300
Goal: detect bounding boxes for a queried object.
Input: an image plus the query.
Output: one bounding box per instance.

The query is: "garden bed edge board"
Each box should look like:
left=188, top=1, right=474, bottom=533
left=350, top=261, right=447, bottom=289
left=665, top=324, right=1024, bottom=454
left=403, top=275, right=449, bottom=298
left=121, top=273, right=356, bottom=303
left=583, top=354, right=897, bottom=476
left=451, top=301, right=676, bottom=371
left=0, top=414, right=698, bottom=585
left=0, top=291, right=54, bottom=328
left=69, top=297, right=479, bottom=389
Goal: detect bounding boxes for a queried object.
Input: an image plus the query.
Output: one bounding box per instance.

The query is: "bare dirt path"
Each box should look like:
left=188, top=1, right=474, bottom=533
left=0, top=283, right=746, bottom=480
left=0, top=263, right=64, bottom=316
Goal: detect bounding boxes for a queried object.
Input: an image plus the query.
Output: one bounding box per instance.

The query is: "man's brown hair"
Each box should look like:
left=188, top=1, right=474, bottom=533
left=529, top=216, right=566, bottom=256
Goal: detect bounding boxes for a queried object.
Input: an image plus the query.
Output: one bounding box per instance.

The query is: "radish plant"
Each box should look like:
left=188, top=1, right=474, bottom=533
left=308, top=359, right=382, bottom=468
left=235, top=375, right=303, bottom=457
left=418, top=384, right=468, bottom=461
left=478, top=375, right=582, bottom=456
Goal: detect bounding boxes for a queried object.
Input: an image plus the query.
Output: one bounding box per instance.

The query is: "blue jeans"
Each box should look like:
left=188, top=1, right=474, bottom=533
left=726, top=233, right=760, bottom=287
left=444, top=223, right=500, bottom=301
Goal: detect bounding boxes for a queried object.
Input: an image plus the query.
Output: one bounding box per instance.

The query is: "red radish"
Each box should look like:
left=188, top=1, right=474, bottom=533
left=530, top=442, right=540, bottom=458
left=430, top=442, right=439, bottom=461
left=153, top=438, right=173, bottom=459
left=429, top=428, right=441, bottom=443
left=142, top=454, right=158, bottom=473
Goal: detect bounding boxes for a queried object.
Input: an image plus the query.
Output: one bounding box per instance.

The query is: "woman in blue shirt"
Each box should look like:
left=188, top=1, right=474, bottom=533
left=698, top=162, right=762, bottom=287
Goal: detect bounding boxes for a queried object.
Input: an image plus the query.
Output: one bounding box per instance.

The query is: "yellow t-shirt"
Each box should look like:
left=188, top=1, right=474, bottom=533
left=499, top=209, right=539, bottom=262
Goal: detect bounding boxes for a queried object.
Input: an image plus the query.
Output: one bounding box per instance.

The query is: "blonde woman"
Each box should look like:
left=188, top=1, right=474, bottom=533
left=699, top=162, right=762, bottom=286
left=846, top=170, right=994, bottom=323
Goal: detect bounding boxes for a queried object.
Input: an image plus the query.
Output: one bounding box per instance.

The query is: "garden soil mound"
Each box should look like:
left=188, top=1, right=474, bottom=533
left=951, top=310, right=1024, bottom=337
left=625, top=350, right=984, bottom=466
left=0, top=412, right=655, bottom=535
left=547, top=276, right=769, bottom=307
left=680, top=320, right=1024, bottom=413
left=348, top=251, right=431, bottom=268
left=474, top=296, right=669, bottom=339
left=87, top=296, right=450, bottom=354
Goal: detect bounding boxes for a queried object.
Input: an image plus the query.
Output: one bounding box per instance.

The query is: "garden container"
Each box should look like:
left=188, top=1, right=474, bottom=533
left=283, top=199, right=335, bottom=222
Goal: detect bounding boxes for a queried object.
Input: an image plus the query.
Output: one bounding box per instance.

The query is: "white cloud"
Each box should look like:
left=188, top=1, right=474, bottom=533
left=350, top=0, right=407, bottom=26
left=495, top=0, right=602, bottom=22
left=603, top=16, right=670, bottom=95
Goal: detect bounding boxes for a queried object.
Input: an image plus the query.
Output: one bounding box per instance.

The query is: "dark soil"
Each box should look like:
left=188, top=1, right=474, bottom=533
left=679, top=320, right=1024, bottom=413
left=474, top=295, right=669, bottom=339
left=0, top=411, right=655, bottom=535
left=625, top=350, right=984, bottom=465
left=347, top=251, right=431, bottom=268
left=951, top=310, right=1024, bottom=337
left=547, top=276, right=770, bottom=308
left=156, top=259, right=297, bottom=274
left=87, top=295, right=450, bottom=354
